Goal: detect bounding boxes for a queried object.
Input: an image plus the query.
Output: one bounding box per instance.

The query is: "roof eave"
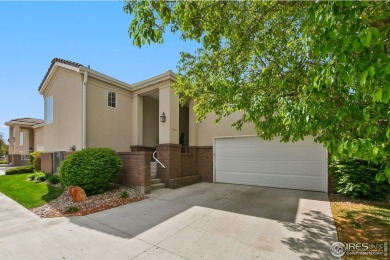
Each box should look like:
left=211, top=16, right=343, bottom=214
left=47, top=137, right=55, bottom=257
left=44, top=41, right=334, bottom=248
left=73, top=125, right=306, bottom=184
left=5, top=121, right=36, bottom=127
left=79, top=67, right=133, bottom=91
left=39, top=62, right=80, bottom=95
left=131, top=70, right=177, bottom=90
left=32, top=123, right=44, bottom=129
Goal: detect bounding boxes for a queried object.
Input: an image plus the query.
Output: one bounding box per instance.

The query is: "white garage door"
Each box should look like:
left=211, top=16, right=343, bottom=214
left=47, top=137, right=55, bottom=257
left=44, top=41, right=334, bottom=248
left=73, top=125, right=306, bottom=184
left=215, top=136, right=328, bottom=192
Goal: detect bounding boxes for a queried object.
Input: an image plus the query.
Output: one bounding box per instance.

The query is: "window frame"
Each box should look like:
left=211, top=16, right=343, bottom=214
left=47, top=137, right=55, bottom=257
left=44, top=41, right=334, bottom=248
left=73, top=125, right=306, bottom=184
left=19, top=130, right=23, bottom=146
left=107, top=90, right=117, bottom=109
left=45, top=96, right=54, bottom=124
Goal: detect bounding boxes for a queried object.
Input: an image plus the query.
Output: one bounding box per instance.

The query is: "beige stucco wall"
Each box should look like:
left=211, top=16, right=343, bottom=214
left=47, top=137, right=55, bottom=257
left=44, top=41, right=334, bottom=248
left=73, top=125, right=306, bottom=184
left=42, top=67, right=83, bottom=152
left=131, top=95, right=143, bottom=146
left=7, top=125, right=34, bottom=155
left=8, top=126, right=14, bottom=154
left=190, top=107, right=257, bottom=146
left=159, top=86, right=179, bottom=144
left=18, top=127, right=30, bottom=155
left=143, top=96, right=159, bottom=147
left=86, top=77, right=132, bottom=152
left=34, top=126, right=44, bottom=151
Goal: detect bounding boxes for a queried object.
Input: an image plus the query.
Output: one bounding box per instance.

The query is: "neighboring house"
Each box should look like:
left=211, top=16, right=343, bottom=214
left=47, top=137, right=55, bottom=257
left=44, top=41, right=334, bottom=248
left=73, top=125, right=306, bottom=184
left=6, top=58, right=328, bottom=193
left=5, top=118, right=44, bottom=166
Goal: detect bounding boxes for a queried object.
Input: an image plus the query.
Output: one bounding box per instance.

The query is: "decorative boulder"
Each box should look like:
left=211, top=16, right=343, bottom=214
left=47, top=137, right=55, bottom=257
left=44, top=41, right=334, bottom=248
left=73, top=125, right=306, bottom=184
left=68, top=186, right=87, bottom=202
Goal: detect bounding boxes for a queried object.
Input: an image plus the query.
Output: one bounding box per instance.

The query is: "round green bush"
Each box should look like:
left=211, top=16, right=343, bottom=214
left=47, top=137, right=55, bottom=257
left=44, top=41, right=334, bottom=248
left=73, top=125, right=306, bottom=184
left=59, top=148, right=122, bottom=195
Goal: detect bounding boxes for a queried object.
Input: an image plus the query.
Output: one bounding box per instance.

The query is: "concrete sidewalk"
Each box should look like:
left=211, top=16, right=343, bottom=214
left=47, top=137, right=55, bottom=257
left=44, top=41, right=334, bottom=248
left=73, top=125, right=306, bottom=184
left=0, top=183, right=339, bottom=260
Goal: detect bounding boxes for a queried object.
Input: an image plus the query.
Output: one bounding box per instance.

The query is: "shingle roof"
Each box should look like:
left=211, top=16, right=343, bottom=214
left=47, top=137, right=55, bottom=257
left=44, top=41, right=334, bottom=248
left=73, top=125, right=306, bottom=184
left=5, top=117, right=44, bottom=126
left=38, top=58, right=84, bottom=91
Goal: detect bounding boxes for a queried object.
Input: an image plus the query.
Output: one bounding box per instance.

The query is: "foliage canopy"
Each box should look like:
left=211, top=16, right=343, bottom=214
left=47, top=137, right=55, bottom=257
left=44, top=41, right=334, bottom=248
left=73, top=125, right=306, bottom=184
left=124, top=1, right=390, bottom=181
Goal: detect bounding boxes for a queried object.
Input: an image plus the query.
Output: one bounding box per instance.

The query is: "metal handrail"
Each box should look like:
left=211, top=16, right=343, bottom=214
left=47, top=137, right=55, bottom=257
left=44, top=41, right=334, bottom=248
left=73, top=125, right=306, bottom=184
left=153, top=151, right=166, bottom=169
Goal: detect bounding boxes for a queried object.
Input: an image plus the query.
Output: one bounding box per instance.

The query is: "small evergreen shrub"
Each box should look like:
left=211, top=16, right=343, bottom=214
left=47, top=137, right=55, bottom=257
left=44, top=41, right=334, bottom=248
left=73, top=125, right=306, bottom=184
left=5, top=165, right=34, bottom=175
left=120, top=191, right=129, bottom=199
left=0, top=160, right=7, bottom=164
left=330, top=159, right=390, bottom=201
left=59, top=148, right=122, bottom=196
left=28, top=172, right=46, bottom=182
left=29, top=152, right=42, bottom=171
left=46, top=174, right=60, bottom=185
left=65, top=206, right=79, bottom=213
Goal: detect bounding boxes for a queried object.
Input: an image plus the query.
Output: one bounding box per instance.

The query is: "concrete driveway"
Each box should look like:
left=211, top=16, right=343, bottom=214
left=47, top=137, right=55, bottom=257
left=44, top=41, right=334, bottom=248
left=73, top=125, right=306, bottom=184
left=0, top=183, right=339, bottom=260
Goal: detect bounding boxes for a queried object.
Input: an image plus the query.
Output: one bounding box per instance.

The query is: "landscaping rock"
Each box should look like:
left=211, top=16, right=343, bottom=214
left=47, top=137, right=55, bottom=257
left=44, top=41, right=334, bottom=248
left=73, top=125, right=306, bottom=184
left=31, top=185, right=146, bottom=218
left=68, top=186, right=87, bottom=202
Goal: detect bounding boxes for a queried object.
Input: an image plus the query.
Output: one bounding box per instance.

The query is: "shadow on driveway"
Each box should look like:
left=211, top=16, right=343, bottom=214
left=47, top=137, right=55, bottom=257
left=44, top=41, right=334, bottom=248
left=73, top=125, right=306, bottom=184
left=67, top=183, right=338, bottom=259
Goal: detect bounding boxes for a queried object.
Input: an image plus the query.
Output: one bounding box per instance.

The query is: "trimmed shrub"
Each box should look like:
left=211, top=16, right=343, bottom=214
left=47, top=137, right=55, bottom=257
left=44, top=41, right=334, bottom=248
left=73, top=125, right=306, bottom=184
left=330, top=159, right=390, bottom=201
left=5, top=165, right=34, bottom=175
left=28, top=172, right=46, bottom=182
left=30, top=152, right=42, bottom=171
left=46, top=174, right=60, bottom=185
left=59, top=148, right=122, bottom=195
left=0, top=160, right=7, bottom=164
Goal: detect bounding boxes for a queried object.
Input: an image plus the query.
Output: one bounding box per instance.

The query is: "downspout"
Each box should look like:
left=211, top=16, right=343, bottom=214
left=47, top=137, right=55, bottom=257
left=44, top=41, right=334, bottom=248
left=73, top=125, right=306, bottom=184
left=82, top=71, right=88, bottom=149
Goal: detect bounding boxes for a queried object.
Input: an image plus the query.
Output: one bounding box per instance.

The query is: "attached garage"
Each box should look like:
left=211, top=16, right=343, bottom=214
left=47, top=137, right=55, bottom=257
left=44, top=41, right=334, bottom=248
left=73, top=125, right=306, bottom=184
left=214, top=136, right=328, bottom=192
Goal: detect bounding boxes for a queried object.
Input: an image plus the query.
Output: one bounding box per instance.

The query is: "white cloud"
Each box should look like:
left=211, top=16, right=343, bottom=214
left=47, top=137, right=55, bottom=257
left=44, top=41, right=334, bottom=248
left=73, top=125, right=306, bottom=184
left=0, top=124, right=7, bottom=128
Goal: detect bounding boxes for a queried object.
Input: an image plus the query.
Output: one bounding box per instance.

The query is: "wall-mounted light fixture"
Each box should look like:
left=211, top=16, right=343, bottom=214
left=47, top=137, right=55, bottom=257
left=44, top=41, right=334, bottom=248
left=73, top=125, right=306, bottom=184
left=70, top=145, right=76, bottom=152
left=160, top=112, right=166, bottom=122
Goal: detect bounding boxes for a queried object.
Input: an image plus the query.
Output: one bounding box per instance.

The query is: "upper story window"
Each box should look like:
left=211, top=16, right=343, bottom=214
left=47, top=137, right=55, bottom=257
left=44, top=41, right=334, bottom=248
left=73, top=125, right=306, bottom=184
left=45, top=96, right=53, bottom=124
left=107, top=90, right=117, bottom=108
left=19, top=131, right=23, bottom=146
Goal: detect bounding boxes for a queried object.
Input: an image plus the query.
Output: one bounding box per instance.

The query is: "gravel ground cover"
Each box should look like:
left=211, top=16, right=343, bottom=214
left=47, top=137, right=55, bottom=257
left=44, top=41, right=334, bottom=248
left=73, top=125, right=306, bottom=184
left=31, top=185, right=146, bottom=218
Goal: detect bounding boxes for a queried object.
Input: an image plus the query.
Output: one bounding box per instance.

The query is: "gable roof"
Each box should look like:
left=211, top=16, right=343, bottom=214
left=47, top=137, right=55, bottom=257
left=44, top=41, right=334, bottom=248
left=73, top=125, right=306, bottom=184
left=38, top=58, right=82, bottom=91
left=38, top=57, right=178, bottom=95
left=38, top=58, right=133, bottom=94
left=5, top=117, right=44, bottom=127
left=38, top=58, right=83, bottom=92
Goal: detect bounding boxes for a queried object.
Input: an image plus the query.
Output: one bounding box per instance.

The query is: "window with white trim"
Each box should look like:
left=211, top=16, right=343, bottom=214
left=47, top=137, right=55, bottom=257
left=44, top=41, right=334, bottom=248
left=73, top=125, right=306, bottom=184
left=45, top=96, right=53, bottom=124
left=107, top=90, right=117, bottom=108
left=19, top=131, right=23, bottom=146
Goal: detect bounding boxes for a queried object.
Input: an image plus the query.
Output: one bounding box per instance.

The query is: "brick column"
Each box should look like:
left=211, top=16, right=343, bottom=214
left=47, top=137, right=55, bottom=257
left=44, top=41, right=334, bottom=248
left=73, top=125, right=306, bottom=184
left=41, top=153, right=53, bottom=173
left=7, top=154, right=13, bottom=164
left=156, top=144, right=181, bottom=185
left=188, top=146, right=199, bottom=176
left=116, top=152, right=151, bottom=194
left=197, top=146, right=213, bottom=182
left=12, top=154, right=21, bottom=166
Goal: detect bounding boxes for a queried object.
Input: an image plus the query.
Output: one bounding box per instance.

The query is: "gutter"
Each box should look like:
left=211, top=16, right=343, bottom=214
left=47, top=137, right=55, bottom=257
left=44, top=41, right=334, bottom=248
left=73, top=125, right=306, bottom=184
left=131, top=70, right=177, bottom=90
left=82, top=71, right=88, bottom=149
left=79, top=66, right=132, bottom=91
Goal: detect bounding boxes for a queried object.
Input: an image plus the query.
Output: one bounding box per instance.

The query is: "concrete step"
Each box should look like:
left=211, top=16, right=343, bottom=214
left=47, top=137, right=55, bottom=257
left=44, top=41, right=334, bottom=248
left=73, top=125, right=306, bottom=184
left=151, top=174, right=157, bottom=179
left=151, top=178, right=162, bottom=185
left=151, top=183, right=166, bottom=191
left=151, top=169, right=157, bottom=174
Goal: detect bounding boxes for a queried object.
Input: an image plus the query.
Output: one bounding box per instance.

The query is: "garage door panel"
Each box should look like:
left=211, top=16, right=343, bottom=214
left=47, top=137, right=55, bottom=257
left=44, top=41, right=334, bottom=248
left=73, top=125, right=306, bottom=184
left=216, top=160, right=277, bottom=173
left=215, top=137, right=327, bottom=192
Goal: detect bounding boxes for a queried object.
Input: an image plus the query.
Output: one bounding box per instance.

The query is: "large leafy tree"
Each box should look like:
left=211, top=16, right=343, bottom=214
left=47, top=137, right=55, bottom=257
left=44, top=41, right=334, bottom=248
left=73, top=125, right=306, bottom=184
left=124, top=1, right=390, bottom=181
left=0, top=133, right=8, bottom=157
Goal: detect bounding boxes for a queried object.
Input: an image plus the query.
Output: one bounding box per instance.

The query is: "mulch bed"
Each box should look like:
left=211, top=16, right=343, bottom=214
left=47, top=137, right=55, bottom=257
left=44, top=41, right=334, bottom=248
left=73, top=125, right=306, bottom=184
left=328, top=193, right=390, bottom=206
left=31, top=185, right=146, bottom=218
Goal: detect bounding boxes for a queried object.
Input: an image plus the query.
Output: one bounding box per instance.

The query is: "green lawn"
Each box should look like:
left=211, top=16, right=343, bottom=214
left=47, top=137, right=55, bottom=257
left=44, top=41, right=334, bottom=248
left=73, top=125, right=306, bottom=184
left=0, top=174, right=63, bottom=209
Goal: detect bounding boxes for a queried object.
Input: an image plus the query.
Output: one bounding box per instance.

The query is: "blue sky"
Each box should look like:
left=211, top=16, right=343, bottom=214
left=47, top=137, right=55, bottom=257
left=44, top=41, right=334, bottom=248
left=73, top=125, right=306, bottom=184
left=0, top=1, right=198, bottom=143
